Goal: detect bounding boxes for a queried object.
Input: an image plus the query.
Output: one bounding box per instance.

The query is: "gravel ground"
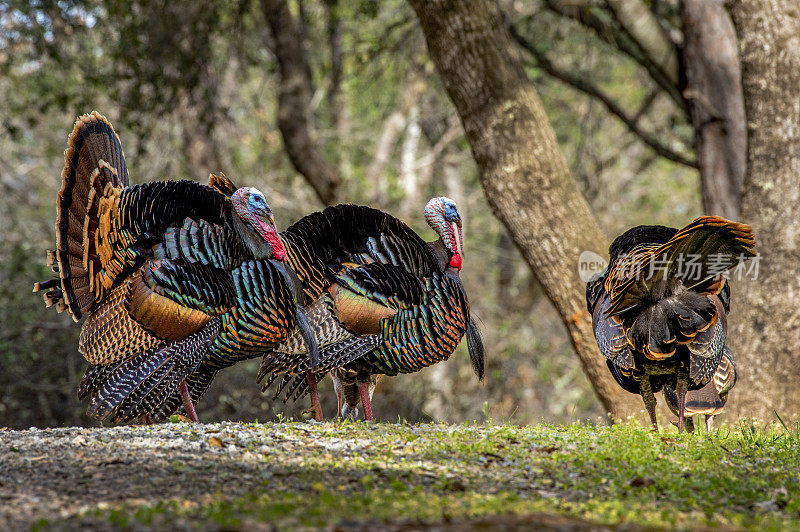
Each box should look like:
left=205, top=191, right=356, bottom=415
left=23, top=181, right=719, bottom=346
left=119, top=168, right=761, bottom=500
left=0, top=422, right=620, bottom=531
left=0, top=423, right=288, bottom=529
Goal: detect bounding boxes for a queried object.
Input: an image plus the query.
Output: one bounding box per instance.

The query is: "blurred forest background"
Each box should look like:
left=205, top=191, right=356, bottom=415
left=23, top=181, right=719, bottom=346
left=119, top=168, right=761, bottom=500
left=0, top=0, right=758, bottom=429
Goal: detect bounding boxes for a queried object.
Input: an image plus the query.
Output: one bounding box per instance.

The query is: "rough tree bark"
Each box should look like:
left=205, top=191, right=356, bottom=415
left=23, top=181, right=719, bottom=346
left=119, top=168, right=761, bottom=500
left=408, top=0, right=642, bottom=420
left=727, top=0, right=800, bottom=420
left=681, top=0, right=746, bottom=219
left=324, top=0, right=352, bottom=179
left=262, top=0, right=340, bottom=205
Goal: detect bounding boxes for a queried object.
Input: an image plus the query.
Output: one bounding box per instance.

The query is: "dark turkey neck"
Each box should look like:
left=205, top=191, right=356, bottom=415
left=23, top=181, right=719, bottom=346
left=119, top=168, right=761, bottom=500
left=427, top=239, right=451, bottom=271
left=233, top=213, right=271, bottom=259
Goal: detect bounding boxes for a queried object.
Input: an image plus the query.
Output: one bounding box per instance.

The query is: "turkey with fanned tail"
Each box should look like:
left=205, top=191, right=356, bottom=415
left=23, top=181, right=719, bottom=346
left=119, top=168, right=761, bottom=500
left=33, top=112, right=318, bottom=423
left=585, top=216, right=755, bottom=431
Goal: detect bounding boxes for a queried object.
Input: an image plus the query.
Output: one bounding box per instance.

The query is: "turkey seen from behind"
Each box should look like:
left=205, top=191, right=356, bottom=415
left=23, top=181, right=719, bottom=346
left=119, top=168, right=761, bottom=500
left=586, top=217, right=756, bottom=431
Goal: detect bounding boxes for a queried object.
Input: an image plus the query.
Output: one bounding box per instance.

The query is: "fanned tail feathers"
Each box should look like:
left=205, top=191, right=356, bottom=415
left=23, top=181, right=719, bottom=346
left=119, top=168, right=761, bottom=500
left=606, top=216, right=756, bottom=316
left=34, top=112, right=129, bottom=321
left=603, top=216, right=754, bottom=360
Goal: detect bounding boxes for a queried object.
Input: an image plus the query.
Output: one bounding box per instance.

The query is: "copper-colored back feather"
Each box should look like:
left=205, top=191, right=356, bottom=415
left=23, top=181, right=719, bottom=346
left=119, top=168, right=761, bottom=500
left=126, top=269, right=213, bottom=342
left=329, top=283, right=397, bottom=335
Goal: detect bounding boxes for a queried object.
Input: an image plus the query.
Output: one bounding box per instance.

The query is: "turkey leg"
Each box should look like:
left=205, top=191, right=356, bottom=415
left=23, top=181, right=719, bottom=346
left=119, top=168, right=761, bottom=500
left=305, top=370, right=324, bottom=421
left=179, top=380, right=199, bottom=422
left=332, top=373, right=344, bottom=418
left=639, top=376, right=658, bottom=430
left=358, top=380, right=374, bottom=422
left=675, top=366, right=689, bottom=433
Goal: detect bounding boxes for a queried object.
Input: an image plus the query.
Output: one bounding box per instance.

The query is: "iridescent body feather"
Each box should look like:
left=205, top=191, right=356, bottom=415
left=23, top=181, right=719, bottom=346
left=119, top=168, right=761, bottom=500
left=257, top=199, right=485, bottom=421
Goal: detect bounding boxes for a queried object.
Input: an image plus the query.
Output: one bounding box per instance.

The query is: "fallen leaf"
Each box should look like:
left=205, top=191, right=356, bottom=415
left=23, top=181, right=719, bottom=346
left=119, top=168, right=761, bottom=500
left=207, top=436, right=225, bottom=448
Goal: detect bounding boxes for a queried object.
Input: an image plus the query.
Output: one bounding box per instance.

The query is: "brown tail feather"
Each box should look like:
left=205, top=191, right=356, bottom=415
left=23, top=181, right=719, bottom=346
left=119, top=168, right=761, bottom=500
left=52, top=112, right=129, bottom=321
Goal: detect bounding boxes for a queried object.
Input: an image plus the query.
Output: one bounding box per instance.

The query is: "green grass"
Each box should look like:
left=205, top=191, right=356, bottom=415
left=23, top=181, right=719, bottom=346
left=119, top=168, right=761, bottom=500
left=68, top=420, right=800, bottom=530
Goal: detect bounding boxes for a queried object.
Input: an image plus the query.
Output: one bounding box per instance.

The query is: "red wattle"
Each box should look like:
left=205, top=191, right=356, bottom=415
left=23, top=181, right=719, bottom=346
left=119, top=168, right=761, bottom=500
left=270, top=236, right=286, bottom=261
left=258, top=220, right=286, bottom=261
left=449, top=253, right=462, bottom=269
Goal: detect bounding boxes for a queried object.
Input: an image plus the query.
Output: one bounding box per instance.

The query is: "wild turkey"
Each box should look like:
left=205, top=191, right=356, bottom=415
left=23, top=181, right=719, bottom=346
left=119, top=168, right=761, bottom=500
left=257, top=198, right=485, bottom=421
left=586, top=216, right=755, bottom=431
left=33, top=112, right=317, bottom=423
left=664, top=346, right=736, bottom=432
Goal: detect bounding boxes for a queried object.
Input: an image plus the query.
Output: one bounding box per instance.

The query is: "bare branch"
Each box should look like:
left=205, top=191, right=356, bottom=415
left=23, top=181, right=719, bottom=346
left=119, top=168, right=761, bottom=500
left=508, top=23, right=697, bottom=168
left=541, top=0, right=684, bottom=108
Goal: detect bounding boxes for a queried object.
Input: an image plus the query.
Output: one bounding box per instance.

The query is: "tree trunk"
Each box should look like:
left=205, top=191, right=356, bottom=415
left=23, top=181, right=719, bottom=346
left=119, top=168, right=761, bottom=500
left=408, top=0, right=642, bottom=420
left=400, top=104, right=422, bottom=216
left=726, top=0, right=800, bottom=421
left=368, top=109, right=407, bottom=202
left=262, top=0, right=341, bottom=205
left=681, top=0, right=746, bottom=219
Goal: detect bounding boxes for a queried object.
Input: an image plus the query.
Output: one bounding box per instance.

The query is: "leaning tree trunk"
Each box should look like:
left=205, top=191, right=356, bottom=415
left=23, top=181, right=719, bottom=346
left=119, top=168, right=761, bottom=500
left=262, top=0, right=341, bottom=205
left=681, top=0, right=747, bottom=219
left=726, top=0, right=800, bottom=421
left=408, top=0, right=641, bottom=420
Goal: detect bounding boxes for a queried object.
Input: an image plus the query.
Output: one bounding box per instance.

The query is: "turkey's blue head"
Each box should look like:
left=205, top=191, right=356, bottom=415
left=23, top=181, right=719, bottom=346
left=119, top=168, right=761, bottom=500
left=231, top=187, right=286, bottom=261
left=424, top=196, right=463, bottom=270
